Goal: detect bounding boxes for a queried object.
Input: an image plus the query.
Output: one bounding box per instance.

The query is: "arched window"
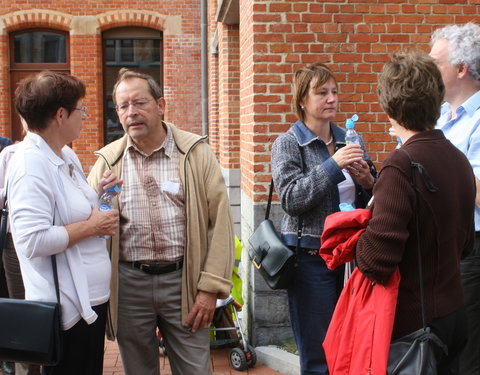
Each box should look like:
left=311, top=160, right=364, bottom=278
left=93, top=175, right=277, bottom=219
left=102, top=27, right=163, bottom=143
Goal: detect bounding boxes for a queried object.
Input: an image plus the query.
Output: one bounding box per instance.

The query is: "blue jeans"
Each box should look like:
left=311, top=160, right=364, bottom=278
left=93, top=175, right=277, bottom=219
left=288, top=251, right=344, bottom=375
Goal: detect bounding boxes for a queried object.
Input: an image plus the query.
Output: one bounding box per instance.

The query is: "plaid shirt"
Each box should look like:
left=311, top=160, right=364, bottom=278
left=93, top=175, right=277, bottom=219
left=119, top=125, right=185, bottom=262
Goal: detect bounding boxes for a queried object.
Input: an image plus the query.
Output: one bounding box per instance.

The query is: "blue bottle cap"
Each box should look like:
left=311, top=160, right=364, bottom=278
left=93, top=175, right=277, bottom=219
left=106, top=184, right=122, bottom=194
left=346, top=114, right=359, bottom=129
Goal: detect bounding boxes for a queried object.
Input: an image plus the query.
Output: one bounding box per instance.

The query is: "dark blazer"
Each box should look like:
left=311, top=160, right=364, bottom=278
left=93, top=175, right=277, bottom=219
left=0, top=137, right=12, bottom=153
left=356, top=129, right=475, bottom=338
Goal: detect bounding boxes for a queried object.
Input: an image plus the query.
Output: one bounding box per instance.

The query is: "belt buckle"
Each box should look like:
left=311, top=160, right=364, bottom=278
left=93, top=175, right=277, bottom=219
left=139, top=263, right=151, bottom=272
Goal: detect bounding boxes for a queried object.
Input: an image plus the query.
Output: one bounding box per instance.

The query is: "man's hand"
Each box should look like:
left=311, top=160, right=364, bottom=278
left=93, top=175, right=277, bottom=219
left=183, top=291, right=217, bottom=333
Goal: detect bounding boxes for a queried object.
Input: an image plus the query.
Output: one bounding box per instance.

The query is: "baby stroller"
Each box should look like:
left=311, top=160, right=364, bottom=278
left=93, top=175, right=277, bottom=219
left=209, top=295, right=256, bottom=371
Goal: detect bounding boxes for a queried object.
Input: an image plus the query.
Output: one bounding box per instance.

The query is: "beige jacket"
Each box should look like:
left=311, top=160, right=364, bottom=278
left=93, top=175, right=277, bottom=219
left=88, top=123, right=235, bottom=340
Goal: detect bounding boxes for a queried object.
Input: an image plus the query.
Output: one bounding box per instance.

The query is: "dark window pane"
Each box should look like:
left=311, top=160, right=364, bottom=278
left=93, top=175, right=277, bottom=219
left=14, top=31, right=66, bottom=63
left=103, top=35, right=162, bottom=143
left=105, top=40, right=115, bottom=62
left=120, top=40, right=134, bottom=62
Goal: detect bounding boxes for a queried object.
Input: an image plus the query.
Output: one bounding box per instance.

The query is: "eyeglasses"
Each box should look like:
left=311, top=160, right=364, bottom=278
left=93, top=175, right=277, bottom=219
left=115, top=99, right=153, bottom=114
left=74, top=106, right=88, bottom=117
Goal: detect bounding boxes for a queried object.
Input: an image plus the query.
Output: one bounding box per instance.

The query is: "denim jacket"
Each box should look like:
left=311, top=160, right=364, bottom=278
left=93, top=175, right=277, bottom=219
left=271, top=120, right=375, bottom=249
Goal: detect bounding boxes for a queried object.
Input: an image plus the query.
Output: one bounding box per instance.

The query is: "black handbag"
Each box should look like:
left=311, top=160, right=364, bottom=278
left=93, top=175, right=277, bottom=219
left=0, top=194, right=63, bottom=366
left=248, top=180, right=302, bottom=290
left=387, top=150, right=447, bottom=375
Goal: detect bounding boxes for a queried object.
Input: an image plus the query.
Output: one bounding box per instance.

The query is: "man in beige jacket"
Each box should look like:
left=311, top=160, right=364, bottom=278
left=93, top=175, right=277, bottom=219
left=88, top=68, right=234, bottom=375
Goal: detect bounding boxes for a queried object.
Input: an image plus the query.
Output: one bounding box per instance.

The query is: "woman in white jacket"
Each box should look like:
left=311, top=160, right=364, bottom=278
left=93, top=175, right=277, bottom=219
left=7, top=71, right=120, bottom=375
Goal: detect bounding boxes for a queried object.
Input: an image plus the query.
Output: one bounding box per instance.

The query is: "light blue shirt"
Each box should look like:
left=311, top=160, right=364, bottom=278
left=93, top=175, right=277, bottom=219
left=436, top=90, right=480, bottom=230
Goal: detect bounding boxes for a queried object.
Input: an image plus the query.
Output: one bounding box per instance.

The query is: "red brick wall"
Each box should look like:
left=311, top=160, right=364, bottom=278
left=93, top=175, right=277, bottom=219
left=237, top=0, right=480, bottom=203
left=208, top=0, right=220, bottom=156
left=217, top=23, right=240, bottom=170
left=0, top=2, right=202, bottom=171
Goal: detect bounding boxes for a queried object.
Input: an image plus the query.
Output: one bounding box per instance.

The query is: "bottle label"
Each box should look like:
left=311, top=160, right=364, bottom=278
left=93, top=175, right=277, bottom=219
left=345, top=139, right=360, bottom=145
left=99, top=204, right=111, bottom=211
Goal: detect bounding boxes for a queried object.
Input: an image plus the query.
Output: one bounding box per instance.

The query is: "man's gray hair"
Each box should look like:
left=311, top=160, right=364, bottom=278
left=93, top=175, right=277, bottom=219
left=431, top=22, right=480, bottom=83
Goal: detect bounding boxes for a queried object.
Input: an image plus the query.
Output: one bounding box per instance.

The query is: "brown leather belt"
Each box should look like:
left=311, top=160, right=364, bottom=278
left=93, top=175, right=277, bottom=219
left=124, top=259, right=184, bottom=275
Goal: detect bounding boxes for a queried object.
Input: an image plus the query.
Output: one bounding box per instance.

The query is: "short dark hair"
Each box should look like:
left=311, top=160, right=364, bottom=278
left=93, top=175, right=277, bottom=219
left=112, top=68, right=162, bottom=105
left=292, top=63, right=337, bottom=122
left=15, top=71, right=86, bottom=132
left=377, top=50, right=445, bottom=131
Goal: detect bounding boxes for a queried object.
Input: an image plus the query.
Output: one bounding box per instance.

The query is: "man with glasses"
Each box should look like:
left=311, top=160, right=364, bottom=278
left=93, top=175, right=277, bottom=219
left=88, top=68, right=234, bottom=375
left=430, top=22, right=480, bottom=374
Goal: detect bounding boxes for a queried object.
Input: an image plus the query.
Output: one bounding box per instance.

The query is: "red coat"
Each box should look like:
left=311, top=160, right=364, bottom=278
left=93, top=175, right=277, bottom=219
left=323, top=267, right=400, bottom=375
left=320, top=208, right=400, bottom=375
left=320, top=208, right=372, bottom=270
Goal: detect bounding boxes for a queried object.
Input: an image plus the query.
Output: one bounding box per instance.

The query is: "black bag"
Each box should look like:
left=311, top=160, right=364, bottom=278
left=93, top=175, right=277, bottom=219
left=387, top=150, right=446, bottom=375
left=248, top=180, right=302, bottom=290
left=388, top=327, right=448, bottom=375
left=0, top=195, right=62, bottom=365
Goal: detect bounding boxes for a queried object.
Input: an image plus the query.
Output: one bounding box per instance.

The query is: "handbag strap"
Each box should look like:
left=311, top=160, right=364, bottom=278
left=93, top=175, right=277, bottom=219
left=51, top=207, right=60, bottom=306
left=401, top=149, right=439, bottom=329
left=265, top=179, right=274, bottom=221
left=51, top=255, right=60, bottom=304
left=268, top=179, right=303, bottom=253
left=0, top=206, right=8, bottom=255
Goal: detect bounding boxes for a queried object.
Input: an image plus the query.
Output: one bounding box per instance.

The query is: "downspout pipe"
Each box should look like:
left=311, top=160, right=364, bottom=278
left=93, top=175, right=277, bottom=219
left=201, top=0, right=208, bottom=137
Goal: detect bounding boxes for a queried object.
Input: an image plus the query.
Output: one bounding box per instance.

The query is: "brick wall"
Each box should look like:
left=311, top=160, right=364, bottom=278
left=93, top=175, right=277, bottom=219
left=0, top=1, right=202, bottom=171
left=208, top=0, right=220, bottom=156
left=218, top=23, right=240, bottom=170
left=238, top=0, right=480, bottom=204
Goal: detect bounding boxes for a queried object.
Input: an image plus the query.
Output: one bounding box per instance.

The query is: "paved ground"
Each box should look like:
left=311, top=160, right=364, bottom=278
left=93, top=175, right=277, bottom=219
left=103, top=340, right=288, bottom=375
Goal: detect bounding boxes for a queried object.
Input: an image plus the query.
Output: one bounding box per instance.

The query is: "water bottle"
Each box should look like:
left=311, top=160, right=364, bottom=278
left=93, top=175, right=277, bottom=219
left=345, top=114, right=360, bottom=145
left=98, top=184, right=121, bottom=239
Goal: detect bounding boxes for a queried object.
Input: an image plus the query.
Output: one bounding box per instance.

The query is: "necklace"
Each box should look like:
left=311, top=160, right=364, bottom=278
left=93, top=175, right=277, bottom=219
left=324, top=136, right=333, bottom=146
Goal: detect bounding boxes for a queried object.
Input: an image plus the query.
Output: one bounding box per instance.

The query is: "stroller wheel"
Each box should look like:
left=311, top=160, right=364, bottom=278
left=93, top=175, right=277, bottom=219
left=246, top=344, right=257, bottom=368
left=229, top=347, right=248, bottom=371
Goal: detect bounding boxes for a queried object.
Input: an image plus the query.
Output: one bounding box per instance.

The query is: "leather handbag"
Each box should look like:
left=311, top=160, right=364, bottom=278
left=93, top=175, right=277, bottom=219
left=388, top=327, right=447, bottom=375
left=248, top=180, right=302, bottom=290
left=0, top=194, right=63, bottom=366
left=387, top=150, right=446, bottom=375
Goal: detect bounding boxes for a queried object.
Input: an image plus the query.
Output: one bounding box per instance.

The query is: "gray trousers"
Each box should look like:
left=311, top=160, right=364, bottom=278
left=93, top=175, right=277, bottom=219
left=2, top=234, right=40, bottom=375
left=117, top=262, right=212, bottom=375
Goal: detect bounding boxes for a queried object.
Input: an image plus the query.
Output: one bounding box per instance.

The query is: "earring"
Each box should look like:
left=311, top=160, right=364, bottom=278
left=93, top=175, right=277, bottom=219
left=300, top=106, right=304, bottom=110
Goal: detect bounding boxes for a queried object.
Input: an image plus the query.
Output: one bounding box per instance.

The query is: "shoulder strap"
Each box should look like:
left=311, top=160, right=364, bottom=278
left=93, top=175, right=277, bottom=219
left=51, top=208, right=60, bottom=306
left=400, top=148, right=439, bottom=329
left=265, top=180, right=274, bottom=221
left=0, top=184, right=8, bottom=255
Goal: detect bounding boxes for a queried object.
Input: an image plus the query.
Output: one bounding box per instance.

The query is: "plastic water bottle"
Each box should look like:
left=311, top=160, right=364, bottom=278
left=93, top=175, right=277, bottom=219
left=98, top=184, right=121, bottom=239
left=345, top=114, right=360, bottom=145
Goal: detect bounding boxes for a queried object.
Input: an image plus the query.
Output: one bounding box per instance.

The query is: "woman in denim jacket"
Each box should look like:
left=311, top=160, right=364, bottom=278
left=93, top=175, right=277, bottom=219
left=271, top=63, right=376, bottom=375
